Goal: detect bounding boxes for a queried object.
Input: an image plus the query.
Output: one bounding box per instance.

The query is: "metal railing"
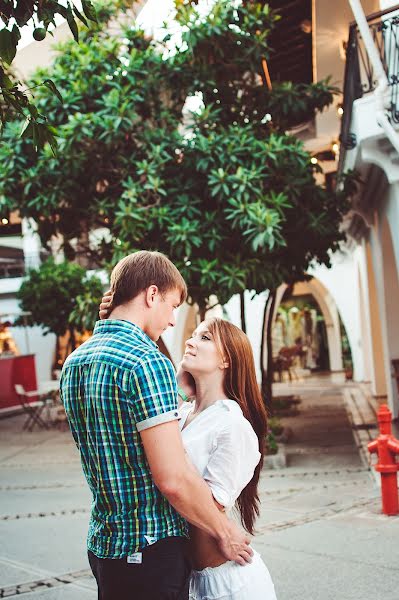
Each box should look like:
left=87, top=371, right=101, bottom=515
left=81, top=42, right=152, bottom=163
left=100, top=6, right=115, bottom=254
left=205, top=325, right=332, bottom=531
left=0, top=259, right=25, bottom=279
left=339, top=5, right=399, bottom=171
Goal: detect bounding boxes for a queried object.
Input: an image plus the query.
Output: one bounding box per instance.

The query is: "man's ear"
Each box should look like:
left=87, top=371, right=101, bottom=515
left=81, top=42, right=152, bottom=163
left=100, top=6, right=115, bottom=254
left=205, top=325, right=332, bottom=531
left=145, top=285, right=159, bottom=307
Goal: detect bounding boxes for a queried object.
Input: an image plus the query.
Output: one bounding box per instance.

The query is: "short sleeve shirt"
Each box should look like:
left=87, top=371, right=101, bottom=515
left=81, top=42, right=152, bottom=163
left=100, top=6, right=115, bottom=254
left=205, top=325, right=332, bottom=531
left=60, top=319, right=187, bottom=558
left=179, top=399, right=261, bottom=508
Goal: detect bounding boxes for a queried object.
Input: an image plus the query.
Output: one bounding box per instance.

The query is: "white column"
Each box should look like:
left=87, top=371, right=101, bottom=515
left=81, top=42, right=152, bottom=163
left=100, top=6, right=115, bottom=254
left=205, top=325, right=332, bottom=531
left=21, top=218, right=41, bottom=270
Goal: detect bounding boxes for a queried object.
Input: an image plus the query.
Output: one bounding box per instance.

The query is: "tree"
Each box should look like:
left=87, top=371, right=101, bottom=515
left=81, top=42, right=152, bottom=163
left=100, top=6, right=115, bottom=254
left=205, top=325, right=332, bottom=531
left=0, top=5, right=189, bottom=256
left=17, top=258, right=104, bottom=361
left=2, top=1, right=352, bottom=400
left=0, top=0, right=97, bottom=148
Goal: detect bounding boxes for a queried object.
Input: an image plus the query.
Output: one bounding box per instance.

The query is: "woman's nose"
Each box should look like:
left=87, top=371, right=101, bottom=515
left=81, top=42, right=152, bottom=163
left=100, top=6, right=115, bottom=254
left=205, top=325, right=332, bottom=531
left=186, top=338, right=195, bottom=348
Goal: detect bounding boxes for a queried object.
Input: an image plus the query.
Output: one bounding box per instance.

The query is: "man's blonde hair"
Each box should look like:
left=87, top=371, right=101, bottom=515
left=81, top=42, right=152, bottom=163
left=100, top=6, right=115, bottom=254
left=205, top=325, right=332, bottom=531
left=110, top=251, right=187, bottom=308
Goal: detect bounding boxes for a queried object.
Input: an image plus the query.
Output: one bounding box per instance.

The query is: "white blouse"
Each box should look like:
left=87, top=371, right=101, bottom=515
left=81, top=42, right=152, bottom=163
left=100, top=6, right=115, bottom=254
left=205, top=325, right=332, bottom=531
left=179, top=399, right=261, bottom=509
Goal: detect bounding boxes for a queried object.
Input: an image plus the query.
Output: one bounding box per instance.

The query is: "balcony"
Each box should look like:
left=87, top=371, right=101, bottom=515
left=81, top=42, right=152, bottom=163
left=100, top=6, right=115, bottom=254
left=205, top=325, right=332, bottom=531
left=339, top=5, right=399, bottom=174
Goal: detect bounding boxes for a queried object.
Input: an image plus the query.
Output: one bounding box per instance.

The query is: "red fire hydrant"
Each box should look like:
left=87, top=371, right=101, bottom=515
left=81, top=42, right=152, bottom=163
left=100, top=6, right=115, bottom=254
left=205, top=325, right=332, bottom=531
left=368, top=404, right=399, bottom=516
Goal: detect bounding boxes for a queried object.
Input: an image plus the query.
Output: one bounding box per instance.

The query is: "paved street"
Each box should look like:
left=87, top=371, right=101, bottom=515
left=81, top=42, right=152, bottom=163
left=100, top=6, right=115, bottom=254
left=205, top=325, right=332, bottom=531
left=1, top=374, right=398, bottom=599
left=258, top=375, right=399, bottom=600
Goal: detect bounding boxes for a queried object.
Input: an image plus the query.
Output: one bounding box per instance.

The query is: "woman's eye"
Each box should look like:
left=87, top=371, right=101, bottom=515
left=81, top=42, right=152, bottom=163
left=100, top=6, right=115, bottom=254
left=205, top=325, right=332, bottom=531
left=201, top=335, right=210, bottom=341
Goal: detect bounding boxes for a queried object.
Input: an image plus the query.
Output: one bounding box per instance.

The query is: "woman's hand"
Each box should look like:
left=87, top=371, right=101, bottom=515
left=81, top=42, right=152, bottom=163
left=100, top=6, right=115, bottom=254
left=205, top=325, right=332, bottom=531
left=99, top=289, right=113, bottom=320
left=177, top=363, right=196, bottom=400
left=218, top=520, right=253, bottom=566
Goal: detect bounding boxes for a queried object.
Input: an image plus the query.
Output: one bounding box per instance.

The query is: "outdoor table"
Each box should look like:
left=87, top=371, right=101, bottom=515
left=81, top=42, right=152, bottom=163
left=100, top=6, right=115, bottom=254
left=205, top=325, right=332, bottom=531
left=37, top=380, right=62, bottom=426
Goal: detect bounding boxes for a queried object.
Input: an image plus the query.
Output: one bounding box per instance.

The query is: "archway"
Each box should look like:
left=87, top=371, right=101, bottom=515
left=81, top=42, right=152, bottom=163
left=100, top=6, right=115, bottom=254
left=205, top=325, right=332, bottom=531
left=271, top=278, right=345, bottom=378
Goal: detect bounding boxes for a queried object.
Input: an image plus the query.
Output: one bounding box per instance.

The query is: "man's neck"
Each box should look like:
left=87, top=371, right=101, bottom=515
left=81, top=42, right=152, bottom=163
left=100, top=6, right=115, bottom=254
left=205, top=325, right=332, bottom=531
left=109, top=304, right=146, bottom=333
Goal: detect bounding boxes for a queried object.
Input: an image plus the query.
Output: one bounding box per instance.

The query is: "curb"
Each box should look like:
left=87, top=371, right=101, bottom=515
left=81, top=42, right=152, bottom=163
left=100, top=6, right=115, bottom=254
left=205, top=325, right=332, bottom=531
left=342, top=385, right=378, bottom=485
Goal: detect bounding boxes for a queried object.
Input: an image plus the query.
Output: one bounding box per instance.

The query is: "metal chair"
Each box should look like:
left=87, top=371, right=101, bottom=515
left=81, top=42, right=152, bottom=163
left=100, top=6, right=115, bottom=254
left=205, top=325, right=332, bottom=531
left=14, top=384, right=49, bottom=431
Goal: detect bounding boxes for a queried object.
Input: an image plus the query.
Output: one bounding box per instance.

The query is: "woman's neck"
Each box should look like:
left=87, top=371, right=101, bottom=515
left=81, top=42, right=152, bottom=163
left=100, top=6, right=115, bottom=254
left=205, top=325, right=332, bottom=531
left=192, top=374, right=227, bottom=413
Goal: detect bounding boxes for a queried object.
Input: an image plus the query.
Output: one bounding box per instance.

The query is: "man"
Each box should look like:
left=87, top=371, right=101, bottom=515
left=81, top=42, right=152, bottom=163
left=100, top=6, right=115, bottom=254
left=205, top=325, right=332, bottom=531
left=60, top=251, right=252, bottom=600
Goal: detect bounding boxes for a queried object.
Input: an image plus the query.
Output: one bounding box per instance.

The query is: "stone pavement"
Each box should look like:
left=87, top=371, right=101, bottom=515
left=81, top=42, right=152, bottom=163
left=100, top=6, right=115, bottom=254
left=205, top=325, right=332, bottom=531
left=258, top=374, right=399, bottom=600
left=0, top=374, right=398, bottom=599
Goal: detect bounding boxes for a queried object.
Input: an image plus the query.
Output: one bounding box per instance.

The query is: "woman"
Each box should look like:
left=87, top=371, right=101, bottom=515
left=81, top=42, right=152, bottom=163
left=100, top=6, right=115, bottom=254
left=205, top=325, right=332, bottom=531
left=178, top=317, right=277, bottom=600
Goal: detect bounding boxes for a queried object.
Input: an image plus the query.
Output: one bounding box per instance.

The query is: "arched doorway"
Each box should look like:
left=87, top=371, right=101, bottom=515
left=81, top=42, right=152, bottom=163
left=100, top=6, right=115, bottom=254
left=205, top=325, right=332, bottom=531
left=270, top=277, right=347, bottom=380
left=273, top=290, right=330, bottom=372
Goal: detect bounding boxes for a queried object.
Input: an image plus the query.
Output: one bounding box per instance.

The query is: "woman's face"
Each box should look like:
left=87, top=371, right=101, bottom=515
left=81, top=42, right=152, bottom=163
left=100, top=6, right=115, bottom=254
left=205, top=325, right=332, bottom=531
left=181, top=322, right=227, bottom=376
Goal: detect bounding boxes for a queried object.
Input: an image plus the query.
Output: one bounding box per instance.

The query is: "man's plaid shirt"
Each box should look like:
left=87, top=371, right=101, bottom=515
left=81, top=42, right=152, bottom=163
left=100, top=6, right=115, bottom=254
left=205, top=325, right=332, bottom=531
left=60, top=319, right=187, bottom=558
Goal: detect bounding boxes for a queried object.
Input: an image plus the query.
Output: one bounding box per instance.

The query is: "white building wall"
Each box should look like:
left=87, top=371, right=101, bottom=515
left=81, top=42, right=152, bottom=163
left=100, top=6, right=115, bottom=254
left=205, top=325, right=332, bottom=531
left=308, top=249, right=365, bottom=382
left=223, top=291, right=269, bottom=382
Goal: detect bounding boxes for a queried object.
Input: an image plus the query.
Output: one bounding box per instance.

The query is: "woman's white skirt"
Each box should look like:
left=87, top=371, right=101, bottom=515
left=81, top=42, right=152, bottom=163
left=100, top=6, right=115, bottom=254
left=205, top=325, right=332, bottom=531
left=189, top=549, right=277, bottom=600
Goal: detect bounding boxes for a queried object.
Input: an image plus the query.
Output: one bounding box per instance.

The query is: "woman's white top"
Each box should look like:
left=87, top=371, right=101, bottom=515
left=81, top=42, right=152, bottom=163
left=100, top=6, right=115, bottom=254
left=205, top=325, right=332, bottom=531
left=179, top=399, right=261, bottom=509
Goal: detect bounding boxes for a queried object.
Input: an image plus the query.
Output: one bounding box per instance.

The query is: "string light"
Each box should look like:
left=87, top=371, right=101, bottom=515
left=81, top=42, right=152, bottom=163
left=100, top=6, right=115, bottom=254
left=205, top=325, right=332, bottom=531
left=337, top=105, right=344, bottom=116
left=1, top=218, right=9, bottom=225
left=311, top=157, right=318, bottom=165
left=332, top=142, right=339, bottom=154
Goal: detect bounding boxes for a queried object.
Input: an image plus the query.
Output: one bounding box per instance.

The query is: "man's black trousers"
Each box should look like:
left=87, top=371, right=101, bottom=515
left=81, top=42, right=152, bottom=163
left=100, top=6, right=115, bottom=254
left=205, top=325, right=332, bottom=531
left=88, top=537, right=191, bottom=600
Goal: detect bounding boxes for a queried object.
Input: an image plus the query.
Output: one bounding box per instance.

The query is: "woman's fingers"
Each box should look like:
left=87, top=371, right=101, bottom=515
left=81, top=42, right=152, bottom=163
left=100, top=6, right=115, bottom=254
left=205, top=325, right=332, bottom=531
left=99, top=290, right=113, bottom=319
left=239, top=546, right=253, bottom=562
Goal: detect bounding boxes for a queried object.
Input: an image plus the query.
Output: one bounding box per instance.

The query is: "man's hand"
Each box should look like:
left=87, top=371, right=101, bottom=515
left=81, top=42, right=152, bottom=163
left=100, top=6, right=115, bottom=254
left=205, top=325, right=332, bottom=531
left=218, top=520, right=253, bottom=566
left=176, top=363, right=196, bottom=401
left=99, top=289, right=113, bottom=319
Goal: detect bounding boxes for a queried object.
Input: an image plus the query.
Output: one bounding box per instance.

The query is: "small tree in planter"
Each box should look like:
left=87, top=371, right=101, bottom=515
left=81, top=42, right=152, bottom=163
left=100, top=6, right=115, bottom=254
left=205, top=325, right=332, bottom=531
left=17, top=259, right=104, bottom=366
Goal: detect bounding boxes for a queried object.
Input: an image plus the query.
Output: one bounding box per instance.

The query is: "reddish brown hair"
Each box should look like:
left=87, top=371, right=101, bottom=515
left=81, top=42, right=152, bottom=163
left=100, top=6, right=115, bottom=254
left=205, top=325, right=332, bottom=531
left=206, top=317, right=268, bottom=535
left=110, top=251, right=187, bottom=308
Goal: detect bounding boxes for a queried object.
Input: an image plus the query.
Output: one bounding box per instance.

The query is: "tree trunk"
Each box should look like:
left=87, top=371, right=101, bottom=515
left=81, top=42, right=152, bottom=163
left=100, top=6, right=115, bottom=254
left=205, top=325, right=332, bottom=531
left=75, top=220, right=91, bottom=268
left=265, top=289, right=277, bottom=406
left=53, top=335, right=61, bottom=372
left=69, top=325, right=76, bottom=353
left=261, top=289, right=277, bottom=409
left=240, top=290, right=246, bottom=333
left=198, top=304, right=207, bottom=322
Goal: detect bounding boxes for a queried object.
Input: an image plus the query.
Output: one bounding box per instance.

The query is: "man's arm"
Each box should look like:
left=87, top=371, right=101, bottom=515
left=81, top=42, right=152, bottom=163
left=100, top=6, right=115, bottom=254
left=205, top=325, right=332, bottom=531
left=140, top=420, right=253, bottom=565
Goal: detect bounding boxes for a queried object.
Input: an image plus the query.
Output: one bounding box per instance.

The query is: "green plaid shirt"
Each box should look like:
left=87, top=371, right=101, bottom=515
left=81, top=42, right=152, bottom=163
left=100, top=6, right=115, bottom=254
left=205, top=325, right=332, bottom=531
left=60, top=319, right=187, bottom=558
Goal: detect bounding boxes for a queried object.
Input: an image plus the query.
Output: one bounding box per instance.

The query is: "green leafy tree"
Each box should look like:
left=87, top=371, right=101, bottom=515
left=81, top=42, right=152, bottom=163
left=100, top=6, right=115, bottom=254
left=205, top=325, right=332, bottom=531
left=17, top=259, right=104, bottom=360
left=2, top=1, right=352, bottom=400
left=0, top=0, right=97, bottom=148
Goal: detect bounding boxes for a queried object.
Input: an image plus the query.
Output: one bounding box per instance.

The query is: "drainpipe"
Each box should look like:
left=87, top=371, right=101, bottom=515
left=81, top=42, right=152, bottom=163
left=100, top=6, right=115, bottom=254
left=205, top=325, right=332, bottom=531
left=348, top=0, right=399, bottom=154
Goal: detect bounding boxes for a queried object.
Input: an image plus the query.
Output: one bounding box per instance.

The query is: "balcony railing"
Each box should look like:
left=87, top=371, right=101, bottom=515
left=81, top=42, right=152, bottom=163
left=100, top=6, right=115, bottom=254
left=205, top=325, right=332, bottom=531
left=0, top=259, right=25, bottom=279
left=339, top=5, right=399, bottom=169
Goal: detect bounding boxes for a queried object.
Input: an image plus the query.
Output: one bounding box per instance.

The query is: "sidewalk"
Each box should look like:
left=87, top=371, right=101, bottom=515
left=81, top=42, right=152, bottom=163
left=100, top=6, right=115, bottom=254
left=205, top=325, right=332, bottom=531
left=256, top=374, right=399, bottom=600
left=0, top=374, right=398, bottom=599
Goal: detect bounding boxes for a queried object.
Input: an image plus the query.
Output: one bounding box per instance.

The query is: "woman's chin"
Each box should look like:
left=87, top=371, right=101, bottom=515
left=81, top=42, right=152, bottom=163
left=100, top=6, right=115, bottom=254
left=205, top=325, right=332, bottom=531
left=180, top=358, right=192, bottom=372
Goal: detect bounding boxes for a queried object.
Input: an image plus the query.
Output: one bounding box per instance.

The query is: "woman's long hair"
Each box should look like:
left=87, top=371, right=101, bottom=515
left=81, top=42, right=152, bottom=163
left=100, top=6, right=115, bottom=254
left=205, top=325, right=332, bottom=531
left=206, top=317, right=268, bottom=535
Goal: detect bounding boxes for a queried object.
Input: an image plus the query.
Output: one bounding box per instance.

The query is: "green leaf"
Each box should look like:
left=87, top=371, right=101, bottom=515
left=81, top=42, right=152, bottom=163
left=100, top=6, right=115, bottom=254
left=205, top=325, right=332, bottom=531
left=66, top=10, right=79, bottom=42
left=81, top=0, right=98, bottom=22
left=0, top=66, right=14, bottom=90
left=0, top=28, right=17, bottom=65
left=43, top=79, right=63, bottom=103
left=20, top=116, right=31, bottom=137
left=13, top=1, right=35, bottom=27
left=27, top=103, right=39, bottom=118
left=73, top=6, right=88, bottom=27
